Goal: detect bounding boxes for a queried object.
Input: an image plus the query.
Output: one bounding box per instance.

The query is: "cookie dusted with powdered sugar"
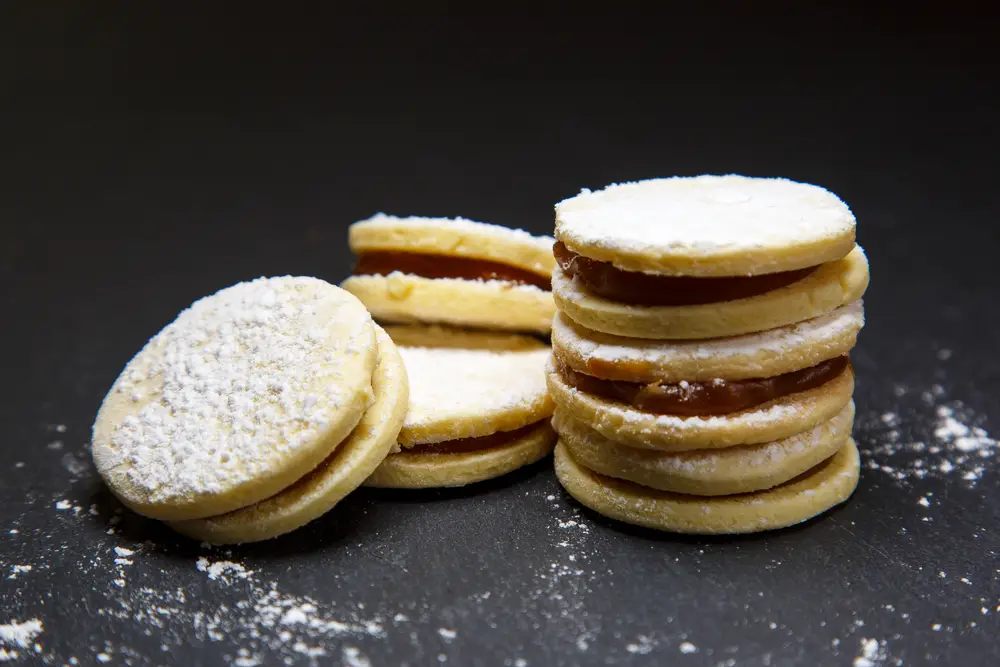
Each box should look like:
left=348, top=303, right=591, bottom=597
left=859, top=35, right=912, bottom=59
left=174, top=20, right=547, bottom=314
left=365, top=326, right=556, bottom=489
left=171, top=326, right=408, bottom=544
left=552, top=175, right=869, bottom=339
left=554, top=438, right=861, bottom=535
left=553, top=402, right=854, bottom=496
left=342, top=214, right=556, bottom=334
left=92, top=277, right=379, bottom=522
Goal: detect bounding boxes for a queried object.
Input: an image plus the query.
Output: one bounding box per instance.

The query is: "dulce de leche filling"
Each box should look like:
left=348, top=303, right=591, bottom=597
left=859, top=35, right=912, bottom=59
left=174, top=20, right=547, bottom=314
left=555, top=355, right=849, bottom=417
left=403, top=422, right=540, bottom=455
left=353, top=251, right=551, bottom=291
left=553, top=242, right=816, bottom=306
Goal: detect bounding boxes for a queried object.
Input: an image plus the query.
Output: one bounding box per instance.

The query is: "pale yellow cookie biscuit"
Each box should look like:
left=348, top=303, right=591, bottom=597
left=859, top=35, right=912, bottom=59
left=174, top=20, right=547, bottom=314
left=365, top=420, right=555, bottom=489
left=364, top=330, right=555, bottom=488
left=395, top=343, right=554, bottom=447
left=554, top=438, right=860, bottom=534
left=349, top=213, right=556, bottom=275
left=551, top=302, right=864, bottom=383
left=546, top=359, right=854, bottom=451
left=342, top=273, right=555, bottom=334
left=92, top=277, right=377, bottom=522
left=553, top=402, right=853, bottom=496
left=170, top=327, right=407, bottom=544
left=555, top=175, right=856, bottom=277
left=552, top=246, right=869, bottom=340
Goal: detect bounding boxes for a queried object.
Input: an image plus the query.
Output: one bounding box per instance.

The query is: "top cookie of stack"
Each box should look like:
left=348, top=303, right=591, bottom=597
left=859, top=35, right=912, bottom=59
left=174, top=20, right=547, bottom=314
left=548, top=175, right=870, bottom=534
left=342, top=214, right=556, bottom=334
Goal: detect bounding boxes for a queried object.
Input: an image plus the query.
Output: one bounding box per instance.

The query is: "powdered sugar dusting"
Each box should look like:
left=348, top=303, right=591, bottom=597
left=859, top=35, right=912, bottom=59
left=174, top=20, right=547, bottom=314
left=552, top=302, right=863, bottom=382
left=555, top=175, right=855, bottom=272
left=92, top=276, right=374, bottom=504
left=863, top=391, right=995, bottom=488
left=0, top=618, right=43, bottom=661
left=397, top=345, right=552, bottom=445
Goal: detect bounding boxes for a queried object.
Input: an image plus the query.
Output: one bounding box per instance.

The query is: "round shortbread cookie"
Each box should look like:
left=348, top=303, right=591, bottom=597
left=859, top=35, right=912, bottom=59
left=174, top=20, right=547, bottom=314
left=383, top=324, right=547, bottom=351
left=551, top=302, right=864, bottom=383
left=92, top=277, right=377, bottom=522
left=169, top=327, right=408, bottom=544
left=554, top=175, right=856, bottom=277
left=349, top=213, right=556, bottom=276
left=554, top=438, right=860, bottom=534
left=342, top=273, right=555, bottom=334
left=364, top=420, right=555, bottom=488
left=395, top=342, right=554, bottom=447
left=546, top=359, right=854, bottom=451
left=553, top=401, right=854, bottom=496
left=552, top=246, right=868, bottom=340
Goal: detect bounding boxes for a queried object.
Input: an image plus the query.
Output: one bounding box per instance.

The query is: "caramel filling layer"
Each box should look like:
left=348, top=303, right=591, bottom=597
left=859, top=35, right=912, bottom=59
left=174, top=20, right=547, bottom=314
left=403, top=422, right=540, bottom=455
left=353, top=251, right=551, bottom=291
left=555, top=355, right=849, bottom=417
left=553, top=242, right=816, bottom=306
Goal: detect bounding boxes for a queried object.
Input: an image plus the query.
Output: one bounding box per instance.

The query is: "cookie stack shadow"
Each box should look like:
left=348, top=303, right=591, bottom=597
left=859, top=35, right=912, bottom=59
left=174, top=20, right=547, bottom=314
left=546, top=176, right=871, bottom=534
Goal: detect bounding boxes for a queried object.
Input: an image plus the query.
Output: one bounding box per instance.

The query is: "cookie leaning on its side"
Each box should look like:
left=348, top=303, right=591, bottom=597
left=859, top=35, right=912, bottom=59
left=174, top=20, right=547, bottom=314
left=341, top=214, right=557, bottom=334
left=92, top=277, right=408, bottom=544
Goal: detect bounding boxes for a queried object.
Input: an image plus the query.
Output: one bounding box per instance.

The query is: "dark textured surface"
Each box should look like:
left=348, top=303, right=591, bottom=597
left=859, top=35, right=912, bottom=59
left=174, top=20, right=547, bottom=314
left=1, top=5, right=998, bottom=666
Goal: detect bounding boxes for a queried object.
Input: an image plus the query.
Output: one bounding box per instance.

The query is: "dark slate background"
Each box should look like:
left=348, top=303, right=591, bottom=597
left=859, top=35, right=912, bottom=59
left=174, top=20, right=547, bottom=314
left=1, top=4, right=997, bottom=666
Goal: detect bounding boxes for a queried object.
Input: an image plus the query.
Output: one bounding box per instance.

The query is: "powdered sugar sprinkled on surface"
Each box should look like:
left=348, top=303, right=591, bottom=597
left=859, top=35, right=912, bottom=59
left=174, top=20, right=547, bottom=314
left=852, top=637, right=887, bottom=667
left=0, top=618, right=43, bottom=661
left=861, top=390, right=995, bottom=488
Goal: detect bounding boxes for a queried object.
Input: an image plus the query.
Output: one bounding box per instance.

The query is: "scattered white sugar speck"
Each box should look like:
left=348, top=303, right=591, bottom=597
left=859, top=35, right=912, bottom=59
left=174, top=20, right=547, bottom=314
left=960, top=577, right=971, bottom=585
left=931, top=623, right=942, bottom=631
left=195, top=557, right=252, bottom=583
left=514, top=660, right=527, bottom=667
left=937, top=348, right=952, bottom=360
left=863, top=386, right=996, bottom=487
left=918, top=496, right=931, bottom=507
left=625, top=635, right=654, bottom=654
left=96, top=653, right=111, bottom=663
left=853, top=638, right=887, bottom=667
left=0, top=618, right=43, bottom=659
left=342, top=647, right=371, bottom=667
left=47, top=440, right=63, bottom=450
left=7, top=565, right=32, bottom=580
left=679, top=641, right=697, bottom=654
left=55, top=500, right=72, bottom=510
left=437, top=628, right=457, bottom=641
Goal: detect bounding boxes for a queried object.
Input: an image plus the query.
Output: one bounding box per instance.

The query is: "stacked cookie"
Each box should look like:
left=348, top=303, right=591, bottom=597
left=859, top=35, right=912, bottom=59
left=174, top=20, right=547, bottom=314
left=342, top=214, right=559, bottom=488
left=547, top=175, right=870, bottom=534
left=92, top=277, right=408, bottom=544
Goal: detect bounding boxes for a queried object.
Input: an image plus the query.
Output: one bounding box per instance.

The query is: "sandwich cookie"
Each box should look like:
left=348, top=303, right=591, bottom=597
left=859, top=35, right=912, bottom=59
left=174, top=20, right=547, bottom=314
left=92, top=277, right=378, bottom=521
left=546, top=310, right=864, bottom=452
left=554, top=438, right=860, bottom=534
left=553, top=401, right=854, bottom=496
left=365, top=327, right=556, bottom=488
left=553, top=175, right=870, bottom=339
left=342, top=214, right=557, bottom=333
left=546, top=303, right=861, bottom=450
left=171, top=326, right=408, bottom=544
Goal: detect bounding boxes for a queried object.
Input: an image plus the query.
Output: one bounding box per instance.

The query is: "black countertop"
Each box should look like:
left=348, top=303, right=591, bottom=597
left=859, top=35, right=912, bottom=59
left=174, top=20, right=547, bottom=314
left=2, top=5, right=998, bottom=666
